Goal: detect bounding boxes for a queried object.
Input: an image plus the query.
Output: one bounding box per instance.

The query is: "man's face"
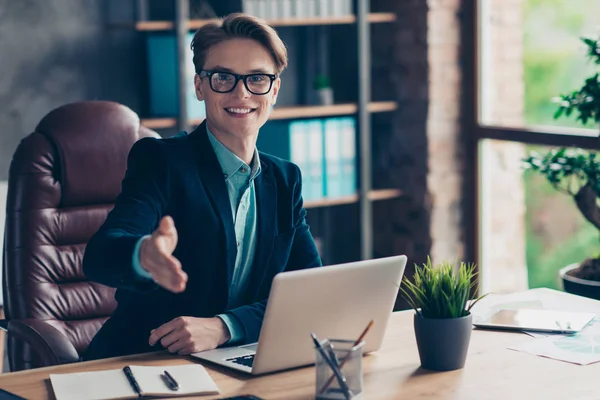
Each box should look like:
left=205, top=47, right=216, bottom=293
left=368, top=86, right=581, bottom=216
left=194, top=38, right=280, bottom=139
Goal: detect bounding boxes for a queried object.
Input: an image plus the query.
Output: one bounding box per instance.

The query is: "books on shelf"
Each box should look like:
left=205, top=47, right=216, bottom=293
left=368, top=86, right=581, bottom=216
left=242, top=0, right=352, bottom=19
left=257, top=116, right=356, bottom=203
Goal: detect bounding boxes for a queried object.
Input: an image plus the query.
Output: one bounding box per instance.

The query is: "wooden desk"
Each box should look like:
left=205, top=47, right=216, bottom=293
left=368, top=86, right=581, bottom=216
left=1, top=288, right=599, bottom=399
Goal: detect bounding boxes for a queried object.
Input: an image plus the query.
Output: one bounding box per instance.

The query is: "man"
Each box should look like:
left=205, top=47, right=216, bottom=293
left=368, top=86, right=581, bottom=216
left=82, top=13, right=322, bottom=361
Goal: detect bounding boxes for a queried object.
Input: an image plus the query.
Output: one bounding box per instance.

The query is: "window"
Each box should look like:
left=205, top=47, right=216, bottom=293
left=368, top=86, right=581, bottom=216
left=474, top=0, right=600, bottom=294
left=479, top=140, right=598, bottom=292
left=478, top=0, right=600, bottom=133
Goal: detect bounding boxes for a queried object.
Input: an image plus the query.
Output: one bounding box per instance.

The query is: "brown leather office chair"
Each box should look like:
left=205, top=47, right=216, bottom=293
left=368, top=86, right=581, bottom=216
left=1, top=101, right=159, bottom=371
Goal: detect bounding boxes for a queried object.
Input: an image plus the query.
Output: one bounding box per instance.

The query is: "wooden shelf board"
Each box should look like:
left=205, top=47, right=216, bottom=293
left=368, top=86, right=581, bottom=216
left=271, top=103, right=358, bottom=120
left=304, top=189, right=402, bottom=209
left=141, top=118, right=177, bottom=129
left=131, top=13, right=396, bottom=31
left=367, top=189, right=403, bottom=201
left=368, top=101, right=398, bottom=113
left=141, top=102, right=397, bottom=128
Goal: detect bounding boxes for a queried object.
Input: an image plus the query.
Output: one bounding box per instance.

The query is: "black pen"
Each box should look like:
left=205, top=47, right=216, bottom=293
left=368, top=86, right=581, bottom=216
left=163, top=370, right=180, bottom=391
left=310, top=333, right=353, bottom=400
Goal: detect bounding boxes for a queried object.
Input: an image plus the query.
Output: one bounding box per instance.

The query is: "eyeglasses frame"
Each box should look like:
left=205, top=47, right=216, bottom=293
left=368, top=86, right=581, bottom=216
left=199, top=70, right=278, bottom=95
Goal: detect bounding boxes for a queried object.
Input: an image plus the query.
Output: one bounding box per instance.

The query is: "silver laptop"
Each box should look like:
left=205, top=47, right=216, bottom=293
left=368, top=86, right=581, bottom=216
left=191, top=255, right=407, bottom=375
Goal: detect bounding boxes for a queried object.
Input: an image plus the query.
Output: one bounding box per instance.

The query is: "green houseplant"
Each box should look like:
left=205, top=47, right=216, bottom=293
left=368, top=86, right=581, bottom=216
left=522, top=36, right=600, bottom=299
left=313, top=74, right=333, bottom=105
left=399, top=258, right=486, bottom=371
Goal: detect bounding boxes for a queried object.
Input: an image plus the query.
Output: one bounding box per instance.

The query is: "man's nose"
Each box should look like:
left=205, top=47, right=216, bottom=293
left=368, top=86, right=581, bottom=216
left=232, top=79, right=251, bottom=98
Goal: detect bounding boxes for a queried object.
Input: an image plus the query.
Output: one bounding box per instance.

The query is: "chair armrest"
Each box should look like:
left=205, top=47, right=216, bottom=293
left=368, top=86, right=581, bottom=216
left=7, top=319, right=80, bottom=367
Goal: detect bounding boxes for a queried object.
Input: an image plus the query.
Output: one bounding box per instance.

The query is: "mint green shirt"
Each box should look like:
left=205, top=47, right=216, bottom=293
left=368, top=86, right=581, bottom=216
left=132, top=127, right=261, bottom=344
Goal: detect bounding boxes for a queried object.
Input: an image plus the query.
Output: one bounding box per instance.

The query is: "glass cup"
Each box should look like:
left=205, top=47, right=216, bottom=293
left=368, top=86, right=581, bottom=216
left=315, top=339, right=364, bottom=400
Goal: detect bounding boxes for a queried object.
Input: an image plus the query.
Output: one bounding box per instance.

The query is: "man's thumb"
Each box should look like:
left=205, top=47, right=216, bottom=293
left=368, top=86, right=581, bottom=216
left=158, top=216, right=176, bottom=237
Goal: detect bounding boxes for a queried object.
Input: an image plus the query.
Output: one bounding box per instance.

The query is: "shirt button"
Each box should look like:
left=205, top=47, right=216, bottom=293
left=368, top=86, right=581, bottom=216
left=237, top=242, right=240, bottom=247
left=223, top=173, right=228, bottom=179
left=241, top=167, right=247, bottom=173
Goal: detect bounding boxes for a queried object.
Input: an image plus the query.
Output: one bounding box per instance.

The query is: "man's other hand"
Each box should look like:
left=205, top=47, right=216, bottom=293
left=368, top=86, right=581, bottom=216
left=140, top=215, right=188, bottom=292
left=148, top=317, right=232, bottom=354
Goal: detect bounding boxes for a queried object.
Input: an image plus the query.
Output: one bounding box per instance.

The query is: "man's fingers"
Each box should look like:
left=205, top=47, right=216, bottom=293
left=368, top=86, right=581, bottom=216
left=149, top=320, right=177, bottom=346
left=160, top=329, right=188, bottom=349
left=148, top=255, right=187, bottom=292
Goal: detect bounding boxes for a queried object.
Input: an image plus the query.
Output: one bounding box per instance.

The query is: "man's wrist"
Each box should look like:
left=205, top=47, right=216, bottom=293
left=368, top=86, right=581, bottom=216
left=215, top=316, right=232, bottom=345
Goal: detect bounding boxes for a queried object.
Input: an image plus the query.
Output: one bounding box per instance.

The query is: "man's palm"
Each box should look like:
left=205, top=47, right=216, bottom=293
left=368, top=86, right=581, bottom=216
left=140, top=216, right=187, bottom=292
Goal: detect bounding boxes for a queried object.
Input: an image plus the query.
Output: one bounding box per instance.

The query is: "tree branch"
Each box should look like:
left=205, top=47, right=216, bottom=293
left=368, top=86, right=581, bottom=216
left=574, top=183, right=600, bottom=231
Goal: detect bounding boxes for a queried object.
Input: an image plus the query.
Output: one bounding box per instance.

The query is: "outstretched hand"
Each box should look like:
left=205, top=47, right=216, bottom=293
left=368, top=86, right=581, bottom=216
left=139, top=216, right=188, bottom=292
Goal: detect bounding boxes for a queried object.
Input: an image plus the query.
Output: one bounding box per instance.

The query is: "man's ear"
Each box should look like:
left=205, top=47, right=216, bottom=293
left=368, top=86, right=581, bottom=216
left=271, top=77, right=281, bottom=106
left=194, top=74, right=204, bottom=101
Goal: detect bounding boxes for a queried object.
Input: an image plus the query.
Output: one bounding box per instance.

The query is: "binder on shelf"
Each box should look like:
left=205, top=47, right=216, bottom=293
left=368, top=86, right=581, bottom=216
left=257, top=119, right=325, bottom=202
left=324, top=118, right=342, bottom=198
left=339, top=117, right=357, bottom=197
left=306, top=119, right=325, bottom=200
left=146, top=32, right=206, bottom=121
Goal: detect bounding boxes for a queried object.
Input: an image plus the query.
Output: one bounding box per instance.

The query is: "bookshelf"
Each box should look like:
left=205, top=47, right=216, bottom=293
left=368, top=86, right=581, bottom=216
left=133, top=0, right=398, bottom=261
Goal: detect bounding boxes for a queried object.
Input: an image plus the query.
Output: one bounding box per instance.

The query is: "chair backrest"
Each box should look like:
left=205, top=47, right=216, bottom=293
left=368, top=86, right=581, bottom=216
left=2, top=101, right=159, bottom=371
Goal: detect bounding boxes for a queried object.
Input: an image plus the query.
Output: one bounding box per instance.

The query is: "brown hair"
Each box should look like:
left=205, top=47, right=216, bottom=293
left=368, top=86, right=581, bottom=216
left=191, top=13, right=288, bottom=75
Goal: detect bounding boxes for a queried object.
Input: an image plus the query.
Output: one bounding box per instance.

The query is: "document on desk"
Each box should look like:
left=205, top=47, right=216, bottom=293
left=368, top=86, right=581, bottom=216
left=50, top=364, right=220, bottom=400
left=508, top=317, right=600, bottom=365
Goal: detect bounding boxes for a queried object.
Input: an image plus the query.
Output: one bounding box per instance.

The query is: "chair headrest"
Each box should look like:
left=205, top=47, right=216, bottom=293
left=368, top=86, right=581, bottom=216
left=35, top=101, right=159, bottom=206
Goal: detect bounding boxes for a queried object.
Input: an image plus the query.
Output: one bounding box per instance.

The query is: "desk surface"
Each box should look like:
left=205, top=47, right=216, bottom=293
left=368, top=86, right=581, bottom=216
left=1, top=288, right=599, bottom=400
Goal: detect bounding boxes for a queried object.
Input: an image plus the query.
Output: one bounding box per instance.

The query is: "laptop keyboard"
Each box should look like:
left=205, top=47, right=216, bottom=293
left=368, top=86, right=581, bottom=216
left=226, top=354, right=255, bottom=368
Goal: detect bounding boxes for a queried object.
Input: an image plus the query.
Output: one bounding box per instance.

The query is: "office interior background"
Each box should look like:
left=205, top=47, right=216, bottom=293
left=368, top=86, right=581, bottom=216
left=0, top=0, right=599, bottom=373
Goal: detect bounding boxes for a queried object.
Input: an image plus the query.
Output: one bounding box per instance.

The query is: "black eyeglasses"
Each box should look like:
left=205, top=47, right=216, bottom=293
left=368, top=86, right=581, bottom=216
left=199, top=70, right=277, bottom=95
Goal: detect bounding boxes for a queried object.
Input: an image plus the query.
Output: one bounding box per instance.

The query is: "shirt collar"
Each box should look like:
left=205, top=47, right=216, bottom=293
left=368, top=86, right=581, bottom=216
left=206, top=125, right=261, bottom=181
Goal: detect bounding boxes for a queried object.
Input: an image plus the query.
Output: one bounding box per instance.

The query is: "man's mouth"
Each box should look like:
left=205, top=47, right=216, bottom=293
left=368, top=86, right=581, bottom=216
left=225, top=107, right=256, bottom=115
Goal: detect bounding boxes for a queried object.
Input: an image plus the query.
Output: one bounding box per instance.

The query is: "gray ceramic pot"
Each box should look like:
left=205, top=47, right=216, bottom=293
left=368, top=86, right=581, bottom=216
left=560, top=263, right=600, bottom=301
left=413, top=313, right=473, bottom=371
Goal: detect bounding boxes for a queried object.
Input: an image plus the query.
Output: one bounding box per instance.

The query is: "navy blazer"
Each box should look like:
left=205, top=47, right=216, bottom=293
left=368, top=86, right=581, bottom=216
left=82, top=121, right=322, bottom=360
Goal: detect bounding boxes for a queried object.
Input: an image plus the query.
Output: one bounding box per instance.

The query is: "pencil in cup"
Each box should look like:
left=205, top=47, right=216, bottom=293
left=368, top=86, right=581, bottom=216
left=318, top=320, right=374, bottom=395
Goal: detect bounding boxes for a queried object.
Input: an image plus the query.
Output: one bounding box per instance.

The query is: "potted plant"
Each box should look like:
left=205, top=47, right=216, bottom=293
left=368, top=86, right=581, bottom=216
left=399, top=258, right=486, bottom=371
left=522, top=36, right=600, bottom=300
left=313, top=74, right=334, bottom=105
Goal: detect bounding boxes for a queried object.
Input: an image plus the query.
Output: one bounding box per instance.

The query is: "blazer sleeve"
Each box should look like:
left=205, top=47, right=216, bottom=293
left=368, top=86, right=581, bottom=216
left=82, top=137, right=169, bottom=292
left=226, top=165, right=323, bottom=343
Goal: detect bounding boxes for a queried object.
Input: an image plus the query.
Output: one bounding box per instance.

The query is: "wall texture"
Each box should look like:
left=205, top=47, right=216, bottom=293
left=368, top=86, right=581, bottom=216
left=0, top=0, right=143, bottom=180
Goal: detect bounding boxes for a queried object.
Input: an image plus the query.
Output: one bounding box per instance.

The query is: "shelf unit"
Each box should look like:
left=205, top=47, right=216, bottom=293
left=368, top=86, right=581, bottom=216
left=134, top=0, right=398, bottom=260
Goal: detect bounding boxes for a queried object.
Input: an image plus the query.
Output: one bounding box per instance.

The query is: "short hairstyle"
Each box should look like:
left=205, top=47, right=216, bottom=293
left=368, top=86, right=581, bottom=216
left=190, top=13, right=288, bottom=75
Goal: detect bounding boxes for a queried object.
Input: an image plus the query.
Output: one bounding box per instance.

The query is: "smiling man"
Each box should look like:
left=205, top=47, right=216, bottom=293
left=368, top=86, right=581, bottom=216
left=82, top=13, right=322, bottom=360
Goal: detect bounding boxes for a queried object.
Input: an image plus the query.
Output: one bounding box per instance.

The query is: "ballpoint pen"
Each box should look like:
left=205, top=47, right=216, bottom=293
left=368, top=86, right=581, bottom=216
left=311, top=332, right=353, bottom=400
left=163, top=370, right=180, bottom=391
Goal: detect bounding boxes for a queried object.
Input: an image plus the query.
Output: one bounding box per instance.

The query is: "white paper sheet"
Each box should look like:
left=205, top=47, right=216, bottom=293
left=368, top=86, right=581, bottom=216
left=508, top=317, right=600, bottom=365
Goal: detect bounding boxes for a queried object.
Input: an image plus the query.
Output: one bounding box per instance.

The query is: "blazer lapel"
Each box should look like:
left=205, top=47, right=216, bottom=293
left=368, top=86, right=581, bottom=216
left=251, top=162, right=277, bottom=292
left=190, top=122, right=237, bottom=285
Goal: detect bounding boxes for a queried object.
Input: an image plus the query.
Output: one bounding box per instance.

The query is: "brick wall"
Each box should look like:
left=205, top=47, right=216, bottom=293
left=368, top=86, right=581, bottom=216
left=372, top=0, right=432, bottom=281
left=427, top=0, right=466, bottom=263
left=372, top=0, right=528, bottom=295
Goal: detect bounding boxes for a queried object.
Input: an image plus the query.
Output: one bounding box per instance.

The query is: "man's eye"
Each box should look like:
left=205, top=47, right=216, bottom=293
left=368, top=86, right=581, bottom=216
left=249, top=75, right=267, bottom=83
left=216, top=73, right=233, bottom=81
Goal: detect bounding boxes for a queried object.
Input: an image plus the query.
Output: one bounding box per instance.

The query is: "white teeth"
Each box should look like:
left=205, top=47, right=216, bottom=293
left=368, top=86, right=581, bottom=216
left=226, top=108, right=252, bottom=114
